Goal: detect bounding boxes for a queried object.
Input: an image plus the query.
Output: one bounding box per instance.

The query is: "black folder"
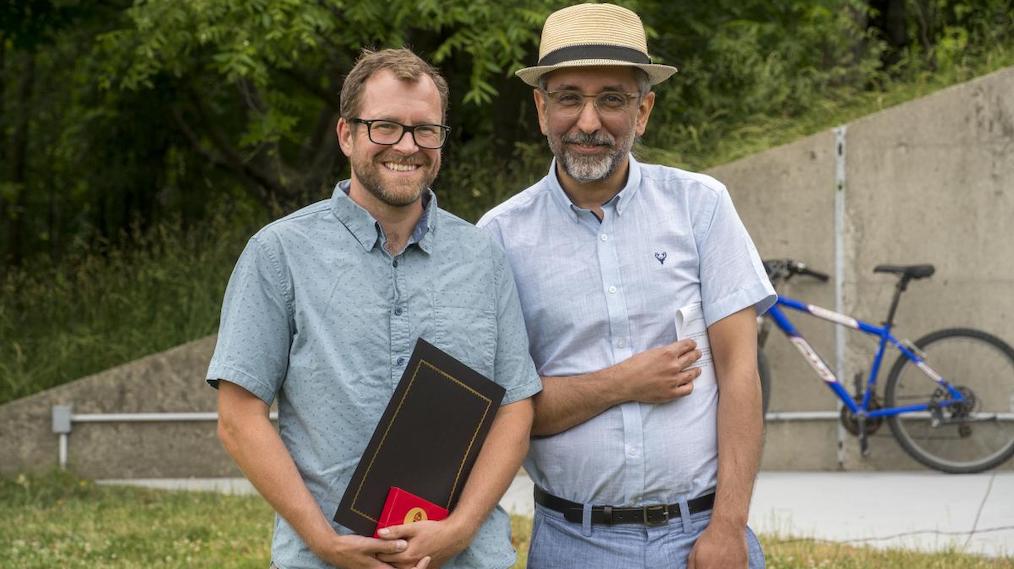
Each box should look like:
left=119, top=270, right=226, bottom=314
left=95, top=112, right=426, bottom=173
left=334, top=338, right=507, bottom=535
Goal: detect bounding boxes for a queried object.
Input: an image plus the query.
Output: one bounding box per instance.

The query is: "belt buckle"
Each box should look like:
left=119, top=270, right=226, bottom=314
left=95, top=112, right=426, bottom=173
left=642, top=504, right=668, bottom=526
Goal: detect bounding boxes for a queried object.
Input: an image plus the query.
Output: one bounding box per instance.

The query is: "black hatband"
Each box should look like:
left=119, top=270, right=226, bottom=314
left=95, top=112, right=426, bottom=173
left=537, top=44, right=651, bottom=66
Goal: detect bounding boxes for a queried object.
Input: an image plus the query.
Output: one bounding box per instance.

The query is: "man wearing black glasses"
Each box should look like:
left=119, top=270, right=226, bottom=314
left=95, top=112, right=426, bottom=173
left=209, top=48, right=540, bottom=569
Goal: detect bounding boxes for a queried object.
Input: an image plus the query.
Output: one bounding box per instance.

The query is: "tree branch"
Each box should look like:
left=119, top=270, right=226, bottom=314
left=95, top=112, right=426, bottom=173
left=170, top=103, right=273, bottom=208
left=276, top=65, right=340, bottom=110
left=184, top=89, right=293, bottom=201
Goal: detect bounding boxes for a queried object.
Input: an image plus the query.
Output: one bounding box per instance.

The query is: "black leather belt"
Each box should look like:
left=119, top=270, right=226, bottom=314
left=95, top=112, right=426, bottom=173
left=534, top=486, right=715, bottom=526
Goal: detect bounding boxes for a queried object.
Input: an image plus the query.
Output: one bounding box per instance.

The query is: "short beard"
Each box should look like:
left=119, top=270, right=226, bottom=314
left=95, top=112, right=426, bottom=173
left=352, top=151, right=436, bottom=208
left=549, top=131, right=633, bottom=183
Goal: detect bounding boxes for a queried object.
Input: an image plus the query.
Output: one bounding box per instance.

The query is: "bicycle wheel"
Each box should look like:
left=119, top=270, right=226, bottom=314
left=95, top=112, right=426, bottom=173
left=758, top=349, right=772, bottom=416
left=885, top=328, right=1014, bottom=473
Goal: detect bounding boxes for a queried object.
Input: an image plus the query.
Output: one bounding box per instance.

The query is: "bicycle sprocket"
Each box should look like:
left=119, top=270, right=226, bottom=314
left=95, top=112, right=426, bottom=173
left=840, top=396, right=885, bottom=437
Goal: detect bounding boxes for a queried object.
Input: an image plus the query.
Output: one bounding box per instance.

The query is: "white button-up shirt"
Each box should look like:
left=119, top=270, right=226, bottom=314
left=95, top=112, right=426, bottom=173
left=478, top=155, right=775, bottom=506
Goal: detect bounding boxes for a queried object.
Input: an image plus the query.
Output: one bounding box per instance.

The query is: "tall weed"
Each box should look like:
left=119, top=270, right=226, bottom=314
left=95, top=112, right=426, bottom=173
left=0, top=213, right=258, bottom=404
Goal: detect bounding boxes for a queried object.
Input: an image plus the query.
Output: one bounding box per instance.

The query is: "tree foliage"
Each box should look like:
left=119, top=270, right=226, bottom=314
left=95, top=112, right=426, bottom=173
left=1, top=0, right=1012, bottom=268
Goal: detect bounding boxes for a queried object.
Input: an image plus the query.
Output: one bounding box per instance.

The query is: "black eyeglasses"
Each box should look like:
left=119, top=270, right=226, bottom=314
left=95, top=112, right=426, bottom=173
left=349, top=118, right=451, bottom=149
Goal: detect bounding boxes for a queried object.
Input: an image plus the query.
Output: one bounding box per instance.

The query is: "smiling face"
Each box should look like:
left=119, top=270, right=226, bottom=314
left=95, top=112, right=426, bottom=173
left=337, top=69, right=443, bottom=209
left=535, top=66, right=655, bottom=187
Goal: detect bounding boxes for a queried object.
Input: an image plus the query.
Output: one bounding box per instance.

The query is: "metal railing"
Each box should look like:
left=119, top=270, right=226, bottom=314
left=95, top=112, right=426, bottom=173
left=51, top=405, right=278, bottom=470
left=50, top=405, right=1012, bottom=470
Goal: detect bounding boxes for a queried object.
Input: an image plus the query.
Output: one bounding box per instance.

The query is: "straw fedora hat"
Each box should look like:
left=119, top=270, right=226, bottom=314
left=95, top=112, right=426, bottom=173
left=515, top=3, right=677, bottom=87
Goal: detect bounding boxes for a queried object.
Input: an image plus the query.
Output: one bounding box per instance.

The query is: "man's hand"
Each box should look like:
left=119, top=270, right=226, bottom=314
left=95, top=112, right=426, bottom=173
left=375, top=518, right=473, bottom=569
left=311, top=533, right=431, bottom=569
left=687, top=519, right=748, bottom=569
left=614, top=339, right=701, bottom=403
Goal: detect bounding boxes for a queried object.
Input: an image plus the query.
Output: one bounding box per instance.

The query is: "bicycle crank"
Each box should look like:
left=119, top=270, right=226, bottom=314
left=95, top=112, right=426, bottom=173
left=840, top=396, right=885, bottom=437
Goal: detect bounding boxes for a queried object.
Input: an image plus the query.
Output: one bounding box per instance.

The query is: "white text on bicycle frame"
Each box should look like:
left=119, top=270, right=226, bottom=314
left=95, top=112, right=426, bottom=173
left=789, top=337, right=837, bottom=383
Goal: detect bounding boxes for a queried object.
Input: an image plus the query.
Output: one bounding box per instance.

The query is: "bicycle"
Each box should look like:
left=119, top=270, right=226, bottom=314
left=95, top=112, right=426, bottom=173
left=756, top=258, right=1014, bottom=473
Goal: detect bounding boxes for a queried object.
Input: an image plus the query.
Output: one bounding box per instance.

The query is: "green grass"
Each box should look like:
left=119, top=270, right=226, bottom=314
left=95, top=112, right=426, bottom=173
left=0, top=471, right=271, bottom=568
left=2, top=472, right=1011, bottom=569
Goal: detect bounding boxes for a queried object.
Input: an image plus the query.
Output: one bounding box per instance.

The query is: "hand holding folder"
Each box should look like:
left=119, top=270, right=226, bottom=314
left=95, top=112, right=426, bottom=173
left=335, top=338, right=506, bottom=536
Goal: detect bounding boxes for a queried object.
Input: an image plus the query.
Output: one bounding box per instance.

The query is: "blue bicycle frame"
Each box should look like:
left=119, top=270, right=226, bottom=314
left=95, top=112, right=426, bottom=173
left=766, top=296, right=967, bottom=418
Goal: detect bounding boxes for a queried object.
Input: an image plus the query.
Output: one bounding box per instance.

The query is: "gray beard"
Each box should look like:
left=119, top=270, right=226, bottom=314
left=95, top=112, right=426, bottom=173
left=549, top=132, right=633, bottom=183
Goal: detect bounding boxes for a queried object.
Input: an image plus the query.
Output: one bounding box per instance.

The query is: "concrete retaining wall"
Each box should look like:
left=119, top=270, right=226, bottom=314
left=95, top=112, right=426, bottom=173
left=0, top=336, right=241, bottom=478
left=710, top=65, right=1014, bottom=470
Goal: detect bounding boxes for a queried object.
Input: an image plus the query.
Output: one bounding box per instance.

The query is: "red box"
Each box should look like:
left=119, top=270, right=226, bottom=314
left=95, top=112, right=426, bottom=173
left=374, top=487, right=449, bottom=537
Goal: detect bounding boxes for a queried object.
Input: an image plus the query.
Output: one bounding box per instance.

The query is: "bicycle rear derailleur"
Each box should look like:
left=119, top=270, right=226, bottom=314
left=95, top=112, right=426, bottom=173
left=929, top=386, right=976, bottom=438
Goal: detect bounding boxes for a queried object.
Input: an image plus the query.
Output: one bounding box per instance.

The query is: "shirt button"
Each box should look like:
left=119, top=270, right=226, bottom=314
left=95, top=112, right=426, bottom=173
left=396, top=357, right=406, bottom=366
left=394, top=307, right=403, bottom=316
left=600, top=234, right=608, bottom=241
left=393, top=259, right=399, bottom=268
left=617, top=339, right=626, bottom=348
left=608, top=286, right=617, bottom=294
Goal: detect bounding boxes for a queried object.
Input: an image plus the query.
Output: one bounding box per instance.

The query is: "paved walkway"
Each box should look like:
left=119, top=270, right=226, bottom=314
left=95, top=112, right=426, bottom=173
left=101, top=471, right=1014, bottom=558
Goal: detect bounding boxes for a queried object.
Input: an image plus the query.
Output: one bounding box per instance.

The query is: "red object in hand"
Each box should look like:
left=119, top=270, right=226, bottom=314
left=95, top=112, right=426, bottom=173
left=374, top=487, right=449, bottom=538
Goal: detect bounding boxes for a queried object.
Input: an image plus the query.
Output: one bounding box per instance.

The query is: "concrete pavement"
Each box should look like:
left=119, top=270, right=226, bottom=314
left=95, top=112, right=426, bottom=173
left=101, top=470, right=1014, bottom=558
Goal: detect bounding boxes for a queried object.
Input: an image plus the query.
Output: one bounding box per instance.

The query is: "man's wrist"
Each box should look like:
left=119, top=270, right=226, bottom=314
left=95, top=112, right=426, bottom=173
left=708, top=511, right=748, bottom=530
left=603, top=361, right=630, bottom=404
left=304, top=523, right=340, bottom=558
left=445, top=511, right=479, bottom=538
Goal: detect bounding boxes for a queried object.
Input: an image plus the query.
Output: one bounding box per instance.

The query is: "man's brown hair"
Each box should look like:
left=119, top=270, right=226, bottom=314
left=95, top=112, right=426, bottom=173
left=339, top=48, right=450, bottom=122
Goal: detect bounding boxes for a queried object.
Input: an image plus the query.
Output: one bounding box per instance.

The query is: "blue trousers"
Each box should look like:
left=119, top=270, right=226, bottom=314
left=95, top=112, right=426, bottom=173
left=527, top=504, right=765, bottom=569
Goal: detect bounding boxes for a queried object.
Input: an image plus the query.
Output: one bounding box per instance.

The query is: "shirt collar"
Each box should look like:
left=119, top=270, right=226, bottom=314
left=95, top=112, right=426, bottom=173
left=330, top=180, right=438, bottom=254
left=545, top=153, right=643, bottom=221
left=413, top=192, right=438, bottom=254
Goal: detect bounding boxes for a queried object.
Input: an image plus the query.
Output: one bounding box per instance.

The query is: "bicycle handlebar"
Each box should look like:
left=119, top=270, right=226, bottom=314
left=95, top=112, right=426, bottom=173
left=799, top=265, right=830, bottom=282
left=763, top=259, right=829, bottom=283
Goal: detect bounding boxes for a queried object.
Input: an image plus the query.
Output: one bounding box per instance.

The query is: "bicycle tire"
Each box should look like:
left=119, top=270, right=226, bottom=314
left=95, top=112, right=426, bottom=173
left=758, top=349, right=772, bottom=417
left=885, top=327, right=1014, bottom=473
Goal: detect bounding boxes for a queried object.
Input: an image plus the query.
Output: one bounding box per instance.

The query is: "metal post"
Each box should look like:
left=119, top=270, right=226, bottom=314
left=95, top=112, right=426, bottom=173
left=834, top=126, right=848, bottom=469
left=52, top=405, right=72, bottom=470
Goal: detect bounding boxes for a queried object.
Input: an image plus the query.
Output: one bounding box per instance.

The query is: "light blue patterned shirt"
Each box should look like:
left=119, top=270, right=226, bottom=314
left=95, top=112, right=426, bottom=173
left=478, top=155, right=774, bottom=507
left=208, top=181, right=541, bottom=569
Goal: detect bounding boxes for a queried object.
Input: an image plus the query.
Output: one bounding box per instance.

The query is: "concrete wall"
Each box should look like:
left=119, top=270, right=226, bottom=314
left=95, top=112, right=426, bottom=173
left=2, top=67, right=1012, bottom=478
left=0, top=336, right=242, bottom=478
left=710, top=65, right=1014, bottom=470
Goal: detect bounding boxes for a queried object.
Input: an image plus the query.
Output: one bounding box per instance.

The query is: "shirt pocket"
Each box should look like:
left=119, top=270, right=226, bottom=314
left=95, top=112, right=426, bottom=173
left=431, top=291, right=496, bottom=377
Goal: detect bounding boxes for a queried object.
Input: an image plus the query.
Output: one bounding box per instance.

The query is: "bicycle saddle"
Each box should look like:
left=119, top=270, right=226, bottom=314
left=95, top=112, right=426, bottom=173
left=873, top=264, right=935, bottom=279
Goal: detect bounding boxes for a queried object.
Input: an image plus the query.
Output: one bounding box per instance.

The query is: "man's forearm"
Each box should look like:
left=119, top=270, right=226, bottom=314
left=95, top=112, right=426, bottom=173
left=217, top=389, right=335, bottom=552
left=532, top=340, right=700, bottom=436
left=711, top=368, right=763, bottom=527
left=532, top=370, right=625, bottom=436
left=707, top=308, right=764, bottom=528
left=450, top=399, right=535, bottom=529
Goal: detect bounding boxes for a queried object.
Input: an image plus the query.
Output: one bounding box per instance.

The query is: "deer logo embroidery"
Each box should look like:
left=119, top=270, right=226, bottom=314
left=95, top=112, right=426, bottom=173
left=655, top=252, right=667, bottom=265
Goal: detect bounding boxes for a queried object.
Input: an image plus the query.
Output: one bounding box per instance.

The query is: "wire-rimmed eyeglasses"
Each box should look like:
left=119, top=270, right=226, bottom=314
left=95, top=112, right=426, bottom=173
left=349, top=118, right=451, bottom=149
left=541, top=90, right=640, bottom=116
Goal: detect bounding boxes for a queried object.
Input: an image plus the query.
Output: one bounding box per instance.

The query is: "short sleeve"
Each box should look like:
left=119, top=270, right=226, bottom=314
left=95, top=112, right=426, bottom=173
left=206, top=234, right=294, bottom=404
left=698, top=186, right=776, bottom=327
left=490, top=242, right=542, bottom=405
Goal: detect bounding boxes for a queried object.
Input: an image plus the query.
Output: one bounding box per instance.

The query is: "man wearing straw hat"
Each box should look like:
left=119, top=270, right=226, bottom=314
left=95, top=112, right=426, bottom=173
left=479, top=4, right=774, bottom=568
